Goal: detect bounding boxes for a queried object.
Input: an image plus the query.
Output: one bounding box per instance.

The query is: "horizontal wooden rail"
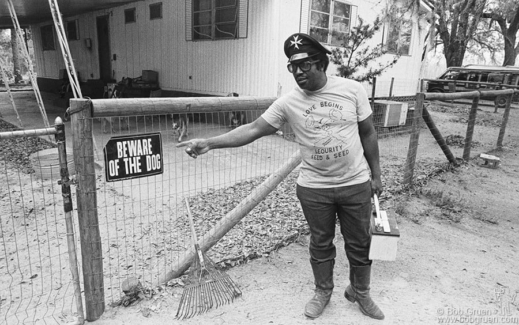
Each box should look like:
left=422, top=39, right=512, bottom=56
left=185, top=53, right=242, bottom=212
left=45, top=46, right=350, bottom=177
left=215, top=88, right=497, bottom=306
left=478, top=89, right=516, bottom=97
left=423, top=89, right=515, bottom=101
left=422, top=78, right=519, bottom=90
left=77, top=96, right=278, bottom=118
left=0, top=127, right=57, bottom=139
left=424, top=91, right=480, bottom=101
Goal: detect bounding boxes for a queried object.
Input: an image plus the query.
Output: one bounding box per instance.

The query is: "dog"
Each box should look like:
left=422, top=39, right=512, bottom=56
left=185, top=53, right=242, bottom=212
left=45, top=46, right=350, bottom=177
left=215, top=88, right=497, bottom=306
left=172, top=113, right=189, bottom=142
left=229, top=111, right=246, bottom=128
left=227, top=92, right=247, bottom=128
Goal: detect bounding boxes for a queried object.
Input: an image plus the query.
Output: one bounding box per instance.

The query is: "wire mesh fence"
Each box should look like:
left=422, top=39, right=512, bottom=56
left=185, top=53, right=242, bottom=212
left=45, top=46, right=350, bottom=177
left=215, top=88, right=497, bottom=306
left=72, top=92, right=455, bottom=311
left=68, top=95, right=433, bottom=316
left=0, top=121, right=82, bottom=325
left=4, top=89, right=511, bottom=322
left=362, top=78, right=420, bottom=99
left=403, top=90, right=515, bottom=188
left=78, top=107, right=300, bottom=306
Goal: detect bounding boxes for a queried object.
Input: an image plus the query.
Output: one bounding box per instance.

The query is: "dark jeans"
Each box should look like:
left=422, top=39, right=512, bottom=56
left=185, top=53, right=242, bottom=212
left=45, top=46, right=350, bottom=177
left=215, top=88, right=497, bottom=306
left=296, top=181, right=372, bottom=267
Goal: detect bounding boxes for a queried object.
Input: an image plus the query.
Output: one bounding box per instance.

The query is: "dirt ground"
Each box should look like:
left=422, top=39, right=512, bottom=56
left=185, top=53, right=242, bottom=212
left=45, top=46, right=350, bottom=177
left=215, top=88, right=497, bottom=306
left=1, top=91, right=518, bottom=325
left=89, top=101, right=519, bottom=325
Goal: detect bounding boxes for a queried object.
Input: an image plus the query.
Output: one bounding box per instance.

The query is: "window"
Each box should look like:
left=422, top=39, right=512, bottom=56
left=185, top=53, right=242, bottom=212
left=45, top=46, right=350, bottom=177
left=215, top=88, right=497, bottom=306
left=192, top=0, right=238, bottom=40
left=386, top=18, right=412, bottom=55
left=150, top=2, right=162, bottom=20
left=457, top=72, right=468, bottom=81
left=442, top=71, right=459, bottom=80
left=309, top=0, right=351, bottom=46
left=41, top=25, right=55, bottom=51
left=509, top=74, right=519, bottom=85
left=66, top=20, right=79, bottom=41
left=467, top=72, right=480, bottom=88
left=468, top=73, right=479, bottom=82
left=488, top=73, right=505, bottom=83
left=125, top=8, right=136, bottom=23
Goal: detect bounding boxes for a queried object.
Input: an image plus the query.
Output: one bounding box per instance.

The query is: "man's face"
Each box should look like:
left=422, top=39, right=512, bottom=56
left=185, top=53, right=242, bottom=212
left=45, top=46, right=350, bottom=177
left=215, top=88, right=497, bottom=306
left=289, top=59, right=326, bottom=91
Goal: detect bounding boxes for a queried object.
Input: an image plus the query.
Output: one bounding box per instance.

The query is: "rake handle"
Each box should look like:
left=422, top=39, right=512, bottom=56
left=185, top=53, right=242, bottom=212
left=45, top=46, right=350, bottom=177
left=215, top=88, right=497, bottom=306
left=185, top=198, right=206, bottom=267
left=185, top=198, right=199, bottom=244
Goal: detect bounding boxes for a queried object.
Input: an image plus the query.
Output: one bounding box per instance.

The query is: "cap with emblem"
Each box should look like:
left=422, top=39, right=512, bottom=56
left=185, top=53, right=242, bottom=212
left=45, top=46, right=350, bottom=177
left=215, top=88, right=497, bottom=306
left=284, top=33, right=332, bottom=62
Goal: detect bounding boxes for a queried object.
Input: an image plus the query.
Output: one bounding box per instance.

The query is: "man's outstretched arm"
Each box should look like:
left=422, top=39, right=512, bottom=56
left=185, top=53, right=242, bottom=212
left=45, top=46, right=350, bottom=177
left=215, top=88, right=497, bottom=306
left=176, top=116, right=279, bottom=158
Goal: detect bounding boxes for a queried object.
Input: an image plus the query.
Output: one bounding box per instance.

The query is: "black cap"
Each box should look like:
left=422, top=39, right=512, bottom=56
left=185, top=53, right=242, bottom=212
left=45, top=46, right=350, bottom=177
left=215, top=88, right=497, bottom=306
left=284, top=33, right=332, bottom=62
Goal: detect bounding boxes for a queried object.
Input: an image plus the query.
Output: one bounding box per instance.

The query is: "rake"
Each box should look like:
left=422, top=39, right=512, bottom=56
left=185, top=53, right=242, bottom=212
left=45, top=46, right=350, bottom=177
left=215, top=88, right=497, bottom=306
left=176, top=198, right=242, bottom=320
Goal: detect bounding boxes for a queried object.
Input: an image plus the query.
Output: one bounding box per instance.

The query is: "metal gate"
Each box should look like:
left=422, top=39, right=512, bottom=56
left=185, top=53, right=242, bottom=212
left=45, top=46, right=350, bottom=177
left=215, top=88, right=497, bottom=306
left=0, top=118, right=83, bottom=325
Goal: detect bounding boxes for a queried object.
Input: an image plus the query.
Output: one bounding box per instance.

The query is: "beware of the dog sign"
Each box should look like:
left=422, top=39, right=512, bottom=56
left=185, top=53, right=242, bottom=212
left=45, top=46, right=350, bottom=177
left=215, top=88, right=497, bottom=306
left=104, top=133, right=163, bottom=182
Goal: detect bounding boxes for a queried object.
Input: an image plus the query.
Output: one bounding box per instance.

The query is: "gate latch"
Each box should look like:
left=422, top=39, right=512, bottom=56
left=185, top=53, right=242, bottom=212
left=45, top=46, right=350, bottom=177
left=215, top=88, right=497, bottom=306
left=58, top=176, right=77, bottom=186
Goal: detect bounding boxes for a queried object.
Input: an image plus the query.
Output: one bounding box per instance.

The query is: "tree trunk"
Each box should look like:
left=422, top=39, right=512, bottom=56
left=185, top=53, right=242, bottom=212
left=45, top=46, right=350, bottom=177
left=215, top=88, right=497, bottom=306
left=435, top=0, right=486, bottom=67
left=445, top=41, right=467, bottom=67
left=502, top=9, right=519, bottom=66
left=503, top=38, right=517, bottom=66
left=10, top=28, right=23, bottom=83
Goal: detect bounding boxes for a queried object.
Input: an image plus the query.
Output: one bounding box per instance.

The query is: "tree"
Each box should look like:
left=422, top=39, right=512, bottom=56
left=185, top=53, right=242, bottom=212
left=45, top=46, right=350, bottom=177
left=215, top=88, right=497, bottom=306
left=329, top=16, right=400, bottom=82
left=480, top=1, right=519, bottom=66
left=0, top=29, right=13, bottom=81
left=402, top=0, right=488, bottom=67
left=10, top=28, right=23, bottom=83
left=464, top=16, right=503, bottom=65
left=435, top=0, right=488, bottom=67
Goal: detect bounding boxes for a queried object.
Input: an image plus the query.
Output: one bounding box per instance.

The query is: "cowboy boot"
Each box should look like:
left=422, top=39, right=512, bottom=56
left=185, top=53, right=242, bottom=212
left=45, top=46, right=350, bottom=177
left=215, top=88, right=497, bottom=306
left=344, top=265, right=385, bottom=320
left=304, top=259, right=334, bottom=318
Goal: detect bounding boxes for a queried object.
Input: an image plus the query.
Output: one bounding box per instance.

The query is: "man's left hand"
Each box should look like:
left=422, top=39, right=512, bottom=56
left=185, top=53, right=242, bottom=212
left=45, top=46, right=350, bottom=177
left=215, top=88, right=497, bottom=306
left=371, top=176, right=383, bottom=197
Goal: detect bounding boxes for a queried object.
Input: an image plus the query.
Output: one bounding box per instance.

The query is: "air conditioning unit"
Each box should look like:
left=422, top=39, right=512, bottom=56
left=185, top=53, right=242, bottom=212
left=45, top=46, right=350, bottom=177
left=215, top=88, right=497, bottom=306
left=373, top=100, right=409, bottom=127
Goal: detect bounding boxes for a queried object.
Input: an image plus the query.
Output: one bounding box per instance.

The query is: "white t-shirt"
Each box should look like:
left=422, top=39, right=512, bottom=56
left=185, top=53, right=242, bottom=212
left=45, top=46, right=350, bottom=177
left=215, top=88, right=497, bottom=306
left=262, top=76, right=372, bottom=188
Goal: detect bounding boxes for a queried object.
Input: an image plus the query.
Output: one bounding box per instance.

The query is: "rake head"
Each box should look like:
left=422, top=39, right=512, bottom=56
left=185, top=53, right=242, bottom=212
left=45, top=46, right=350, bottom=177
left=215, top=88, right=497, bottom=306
left=176, top=250, right=241, bottom=320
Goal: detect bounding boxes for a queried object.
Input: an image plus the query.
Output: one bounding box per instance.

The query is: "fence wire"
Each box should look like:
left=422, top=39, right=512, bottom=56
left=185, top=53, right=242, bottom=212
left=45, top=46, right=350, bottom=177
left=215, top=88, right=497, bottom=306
left=417, top=98, right=512, bottom=170
left=75, top=96, right=444, bottom=308
left=82, top=110, right=299, bottom=303
left=6, top=93, right=497, bottom=322
left=0, top=124, right=81, bottom=325
left=370, top=98, right=417, bottom=192
left=362, top=78, right=420, bottom=98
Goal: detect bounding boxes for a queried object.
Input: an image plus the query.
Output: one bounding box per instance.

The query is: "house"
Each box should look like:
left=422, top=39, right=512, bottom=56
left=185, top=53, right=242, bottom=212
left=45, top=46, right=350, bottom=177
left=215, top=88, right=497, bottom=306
left=20, top=0, right=432, bottom=98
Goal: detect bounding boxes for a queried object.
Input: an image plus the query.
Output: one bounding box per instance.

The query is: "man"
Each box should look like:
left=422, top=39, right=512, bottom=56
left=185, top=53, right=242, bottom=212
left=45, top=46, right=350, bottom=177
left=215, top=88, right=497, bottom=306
left=177, top=33, right=384, bottom=320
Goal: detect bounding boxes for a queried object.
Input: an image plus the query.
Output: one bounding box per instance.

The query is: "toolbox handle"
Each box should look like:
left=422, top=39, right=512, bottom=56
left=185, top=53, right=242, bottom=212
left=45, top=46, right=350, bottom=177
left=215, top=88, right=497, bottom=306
left=373, top=194, right=391, bottom=232
left=373, top=194, right=382, bottom=229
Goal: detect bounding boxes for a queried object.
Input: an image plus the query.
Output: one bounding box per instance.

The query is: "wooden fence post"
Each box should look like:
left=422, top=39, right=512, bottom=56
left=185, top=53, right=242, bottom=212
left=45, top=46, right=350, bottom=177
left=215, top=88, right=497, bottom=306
left=371, top=77, right=377, bottom=107
left=422, top=106, right=458, bottom=165
left=403, top=93, right=425, bottom=186
left=69, top=98, right=105, bottom=321
left=497, top=93, right=513, bottom=149
left=463, top=96, right=480, bottom=160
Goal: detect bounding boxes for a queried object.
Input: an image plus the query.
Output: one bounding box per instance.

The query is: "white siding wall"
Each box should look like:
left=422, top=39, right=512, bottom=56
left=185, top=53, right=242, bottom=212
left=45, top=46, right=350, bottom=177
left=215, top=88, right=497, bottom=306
left=323, top=0, right=430, bottom=96
left=32, top=24, right=62, bottom=80
left=31, top=0, right=428, bottom=97
left=373, top=12, right=429, bottom=96
left=32, top=12, right=103, bottom=81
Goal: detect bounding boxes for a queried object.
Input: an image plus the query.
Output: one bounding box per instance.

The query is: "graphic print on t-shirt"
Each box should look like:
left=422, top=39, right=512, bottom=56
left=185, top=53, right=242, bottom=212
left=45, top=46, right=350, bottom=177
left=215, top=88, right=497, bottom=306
left=259, top=76, right=372, bottom=187
left=304, top=103, right=350, bottom=162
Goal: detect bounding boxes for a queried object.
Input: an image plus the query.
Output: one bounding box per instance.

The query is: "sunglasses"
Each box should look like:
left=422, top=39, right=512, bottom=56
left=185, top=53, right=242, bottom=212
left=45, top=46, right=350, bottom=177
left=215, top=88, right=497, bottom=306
left=287, top=59, right=320, bottom=73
